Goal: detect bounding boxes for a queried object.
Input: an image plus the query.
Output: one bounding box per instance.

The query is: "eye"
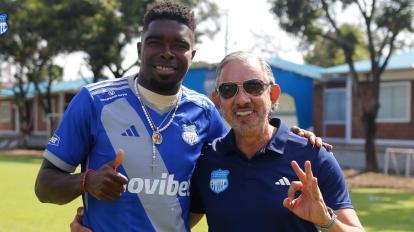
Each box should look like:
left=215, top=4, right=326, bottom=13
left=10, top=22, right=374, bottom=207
left=174, top=42, right=190, bottom=51
left=146, top=39, right=162, bottom=47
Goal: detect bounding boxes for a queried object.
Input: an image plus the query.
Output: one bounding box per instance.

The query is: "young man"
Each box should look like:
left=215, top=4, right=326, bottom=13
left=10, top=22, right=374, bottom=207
left=35, top=2, right=226, bottom=232
left=189, top=52, right=365, bottom=232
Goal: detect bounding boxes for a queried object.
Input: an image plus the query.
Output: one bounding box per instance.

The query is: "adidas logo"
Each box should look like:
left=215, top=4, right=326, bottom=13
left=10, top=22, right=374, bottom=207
left=275, top=177, right=290, bottom=186
left=121, top=125, right=140, bottom=137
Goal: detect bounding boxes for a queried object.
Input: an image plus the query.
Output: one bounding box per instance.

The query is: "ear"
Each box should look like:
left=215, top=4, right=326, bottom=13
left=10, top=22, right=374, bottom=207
left=137, top=42, right=142, bottom=59
left=270, top=84, right=281, bottom=103
left=210, top=90, right=220, bottom=109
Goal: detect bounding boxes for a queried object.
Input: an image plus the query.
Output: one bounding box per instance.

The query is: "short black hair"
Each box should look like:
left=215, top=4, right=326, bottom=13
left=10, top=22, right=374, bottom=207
left=143, top=1, right=196, bottom=32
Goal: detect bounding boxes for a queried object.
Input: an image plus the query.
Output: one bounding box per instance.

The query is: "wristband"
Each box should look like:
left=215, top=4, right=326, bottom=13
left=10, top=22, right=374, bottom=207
left=82, top=169, right=94, bottom=193
left=318, top=207, right=337, bottom=230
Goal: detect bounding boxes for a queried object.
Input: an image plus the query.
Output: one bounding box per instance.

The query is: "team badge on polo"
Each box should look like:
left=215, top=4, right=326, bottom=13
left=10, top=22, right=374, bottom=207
left=182, top=124, right=199, bottom=145
left=0, top=13, right=9, bottom=36
left=209, top=169, right=229, bottom=194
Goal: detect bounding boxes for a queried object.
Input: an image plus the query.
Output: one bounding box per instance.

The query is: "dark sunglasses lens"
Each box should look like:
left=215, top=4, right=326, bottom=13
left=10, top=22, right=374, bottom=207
left=219, top=83, right=238, bottom=99
left=243, top=80, right=265, bottom=96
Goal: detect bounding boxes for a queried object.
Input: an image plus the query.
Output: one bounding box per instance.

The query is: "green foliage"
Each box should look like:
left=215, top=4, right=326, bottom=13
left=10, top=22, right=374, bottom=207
left=304, top=24, right=369, bottom=66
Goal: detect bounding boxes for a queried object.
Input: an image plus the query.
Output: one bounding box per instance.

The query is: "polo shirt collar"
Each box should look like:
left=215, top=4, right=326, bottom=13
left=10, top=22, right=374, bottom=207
left=216, top=118, right=289, bottom=156
left=266, top=118, right=289, bottom=155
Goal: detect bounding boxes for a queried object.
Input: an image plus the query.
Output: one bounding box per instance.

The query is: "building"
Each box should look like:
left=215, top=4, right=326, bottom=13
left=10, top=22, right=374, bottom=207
left=0, top=78, right=88, bottom=148
left=313, top=51, right=414, bottom=147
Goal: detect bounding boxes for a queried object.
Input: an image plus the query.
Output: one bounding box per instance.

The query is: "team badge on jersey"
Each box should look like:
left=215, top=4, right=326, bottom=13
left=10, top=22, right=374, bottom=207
left=0, top=13, right=9, bottom=36
left=48, top=134, right=60, bottom=146
left=182, top=124, right=199, bottom=145
left=209, top=169, right=229, bottom=194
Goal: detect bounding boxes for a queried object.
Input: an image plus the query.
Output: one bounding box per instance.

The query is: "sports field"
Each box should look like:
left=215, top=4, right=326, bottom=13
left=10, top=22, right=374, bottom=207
left=1, top=154, right=413, bottom=232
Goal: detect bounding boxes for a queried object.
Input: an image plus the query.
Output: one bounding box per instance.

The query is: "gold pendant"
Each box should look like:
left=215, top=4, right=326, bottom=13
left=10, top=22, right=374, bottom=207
left=152, top=132, right=162, bottom=144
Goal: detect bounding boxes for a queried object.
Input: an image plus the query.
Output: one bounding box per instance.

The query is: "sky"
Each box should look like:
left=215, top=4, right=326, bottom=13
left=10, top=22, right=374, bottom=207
left=58, top=0, right=304, bottom=80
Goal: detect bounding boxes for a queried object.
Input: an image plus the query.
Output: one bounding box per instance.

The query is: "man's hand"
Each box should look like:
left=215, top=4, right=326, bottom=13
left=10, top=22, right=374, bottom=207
left=290, top=126, right=333, bottom=151
left=70, top=207, right=92, bottom=232
left=283, top=161, right=332, bottom=226
left=86, top=149, right=128, bottom=201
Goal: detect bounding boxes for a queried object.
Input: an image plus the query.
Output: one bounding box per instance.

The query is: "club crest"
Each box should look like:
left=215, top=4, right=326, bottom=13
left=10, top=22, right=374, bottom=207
left=0, top=13, right=8, bottom=36
left=182, top=124, right=199, bottom=145
left=209, top=169, right=229, bottom=194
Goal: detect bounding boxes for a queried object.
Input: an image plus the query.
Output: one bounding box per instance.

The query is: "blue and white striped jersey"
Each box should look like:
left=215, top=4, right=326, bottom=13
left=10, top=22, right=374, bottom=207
left=45, top=75, right=227, bottom=232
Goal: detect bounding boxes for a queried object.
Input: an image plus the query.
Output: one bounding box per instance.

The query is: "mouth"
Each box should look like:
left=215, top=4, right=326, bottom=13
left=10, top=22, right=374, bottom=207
left=152, top=64, right=177, bottom=76
left=235, top=110, right=253, bottom=116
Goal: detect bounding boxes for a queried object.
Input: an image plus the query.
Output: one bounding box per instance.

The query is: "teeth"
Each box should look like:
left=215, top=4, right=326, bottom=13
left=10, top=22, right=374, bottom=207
left=155, top=66, right=173, bottom=71
left=236, top=111, right=252, bottom=116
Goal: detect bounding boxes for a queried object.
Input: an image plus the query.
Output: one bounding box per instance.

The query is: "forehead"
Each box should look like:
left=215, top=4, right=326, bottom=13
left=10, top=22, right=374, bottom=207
left=219, top=58, right=265, bottom=83
left=142, top=19, right=194, bottom=44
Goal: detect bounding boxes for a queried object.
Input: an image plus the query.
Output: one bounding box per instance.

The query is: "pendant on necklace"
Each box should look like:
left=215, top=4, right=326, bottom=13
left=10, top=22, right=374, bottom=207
left=152, top=131, right=163, bottom=144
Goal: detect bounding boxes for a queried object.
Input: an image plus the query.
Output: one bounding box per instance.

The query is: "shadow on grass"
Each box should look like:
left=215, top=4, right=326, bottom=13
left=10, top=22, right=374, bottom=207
left=0, top=155, right=43, bottom=164
left=350, top=188, right=414, bottom=231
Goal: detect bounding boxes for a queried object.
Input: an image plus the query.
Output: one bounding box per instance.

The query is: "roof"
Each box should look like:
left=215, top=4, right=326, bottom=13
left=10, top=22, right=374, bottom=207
left=267, top=57, right=324, bottom=79
left=322, top=50, right=414, bottom=74
left=0, top=77, right=92, bottom=98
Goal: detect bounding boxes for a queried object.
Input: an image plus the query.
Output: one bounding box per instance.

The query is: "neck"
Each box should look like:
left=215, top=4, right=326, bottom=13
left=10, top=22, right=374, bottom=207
left=234, top=124, right=276, bottom=159
left=137, top=72, right=180, bottom=95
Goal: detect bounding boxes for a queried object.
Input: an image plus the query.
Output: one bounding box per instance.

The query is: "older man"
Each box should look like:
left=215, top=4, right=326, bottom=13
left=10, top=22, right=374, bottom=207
left=189, top=51, right=365, bottom=232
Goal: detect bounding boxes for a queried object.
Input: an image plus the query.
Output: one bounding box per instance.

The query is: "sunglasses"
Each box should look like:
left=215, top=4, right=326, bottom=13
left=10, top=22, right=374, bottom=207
left=217, top=79, right=271, bottom=99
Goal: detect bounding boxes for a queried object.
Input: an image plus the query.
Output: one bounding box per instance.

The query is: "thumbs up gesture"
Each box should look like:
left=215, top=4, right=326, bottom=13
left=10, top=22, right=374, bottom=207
left=85, top=149, right=128, bottom=201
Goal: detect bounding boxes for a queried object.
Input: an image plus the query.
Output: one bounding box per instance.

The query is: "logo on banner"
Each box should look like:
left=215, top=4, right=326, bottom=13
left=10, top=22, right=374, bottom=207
left=209, top=169, right=229, bottom=194
left=0, top=13, right=9, bottom=36
left=182, top=124, right=199, bottom=145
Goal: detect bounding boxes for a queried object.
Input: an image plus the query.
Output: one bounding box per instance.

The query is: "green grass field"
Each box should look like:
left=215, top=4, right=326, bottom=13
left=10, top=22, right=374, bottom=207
left=1, top=155, right=413, bottom=232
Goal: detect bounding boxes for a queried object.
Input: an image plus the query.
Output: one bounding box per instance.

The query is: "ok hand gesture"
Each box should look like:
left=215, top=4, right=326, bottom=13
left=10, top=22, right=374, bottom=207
left=283, top=160, right=332, bottom=226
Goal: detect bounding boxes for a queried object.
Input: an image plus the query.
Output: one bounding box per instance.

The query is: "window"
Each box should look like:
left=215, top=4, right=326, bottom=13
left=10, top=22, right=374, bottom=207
left=378, top=82, right=411, bottom=122
left=0, top=101, right=11, bottom=123
left=323, top=88, right=346, bottom=124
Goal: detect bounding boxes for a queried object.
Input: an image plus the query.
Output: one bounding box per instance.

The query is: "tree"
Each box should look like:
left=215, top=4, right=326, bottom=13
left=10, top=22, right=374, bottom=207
left=304, top=24, right=370, bottom=67
left=270, top=0, right=413, bottom=171
left=0, top=0, right=97, bottom=146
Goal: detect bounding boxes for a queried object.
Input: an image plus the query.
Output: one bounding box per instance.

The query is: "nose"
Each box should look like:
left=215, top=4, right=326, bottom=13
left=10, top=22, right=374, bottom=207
left=233, top=86, right=251, bottom=105
left=160, top=45, right=174, bottom=60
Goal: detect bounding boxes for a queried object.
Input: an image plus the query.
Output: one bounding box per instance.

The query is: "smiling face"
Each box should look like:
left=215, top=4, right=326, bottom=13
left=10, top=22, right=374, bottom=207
left=216, top=57, right=279, bottom=135
left=137, top=19, right=196, bottom=95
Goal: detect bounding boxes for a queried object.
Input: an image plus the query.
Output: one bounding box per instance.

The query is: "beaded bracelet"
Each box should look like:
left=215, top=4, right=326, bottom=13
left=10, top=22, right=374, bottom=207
left=82, top=169, right=94, bottom=193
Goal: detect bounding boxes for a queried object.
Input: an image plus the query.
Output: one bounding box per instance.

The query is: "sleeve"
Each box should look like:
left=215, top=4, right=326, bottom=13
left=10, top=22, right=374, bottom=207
left=316, top=149, right=354, bottom=211
left=44, top=87, right=96, bottom=173
left=190, top=155, right=206, bottom=214
left=207, top=106, right=228, bottom=143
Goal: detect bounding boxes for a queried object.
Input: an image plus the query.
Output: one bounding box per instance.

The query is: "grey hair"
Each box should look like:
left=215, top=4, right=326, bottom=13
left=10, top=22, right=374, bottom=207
left=215, top=51, right=279, bottom=114
left=215, top=51, right=275, bottom=86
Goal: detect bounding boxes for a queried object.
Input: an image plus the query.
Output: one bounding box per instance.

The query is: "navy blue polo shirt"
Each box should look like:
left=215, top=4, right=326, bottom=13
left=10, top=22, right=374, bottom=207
left=190, top=118, right=353, bottom=232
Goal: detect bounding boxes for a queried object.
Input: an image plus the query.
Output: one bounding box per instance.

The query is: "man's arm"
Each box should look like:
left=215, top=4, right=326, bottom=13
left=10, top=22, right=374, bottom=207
left=330, top=208, right=364, bottom=232
left=35, top=159, right=84, bottom=205
left=35, top=150, right=128, bottom=204
left=283, top=161, right=364, bottom=232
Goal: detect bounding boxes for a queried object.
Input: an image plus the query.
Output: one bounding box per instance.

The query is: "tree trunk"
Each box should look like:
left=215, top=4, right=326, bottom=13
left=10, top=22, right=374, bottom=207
left=363, top=112, right=378, bottom=172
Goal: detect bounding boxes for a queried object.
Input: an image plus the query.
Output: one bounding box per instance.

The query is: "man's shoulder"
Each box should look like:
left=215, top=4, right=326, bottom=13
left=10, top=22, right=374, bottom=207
left=182, top=87, right=215, bottom=110
left=84, top=77, right=130, bottom=94
left=198, top=136, right=227, bottom=161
